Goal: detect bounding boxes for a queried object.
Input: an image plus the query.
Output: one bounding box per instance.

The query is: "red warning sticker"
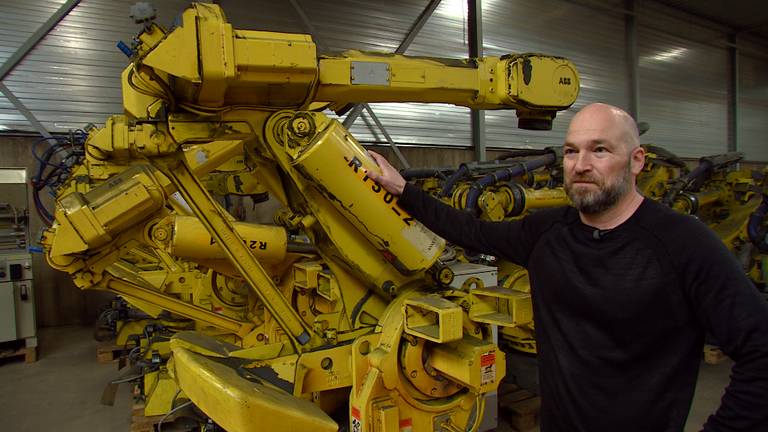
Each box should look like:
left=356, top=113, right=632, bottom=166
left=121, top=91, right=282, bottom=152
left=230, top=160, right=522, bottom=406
left=400, top=418, right=413, bottom=432
left=351, top=406, right=361, bottom=432
left=481, top=352, right=496, bottom=367
left=481, top=351, right=496, bottom=385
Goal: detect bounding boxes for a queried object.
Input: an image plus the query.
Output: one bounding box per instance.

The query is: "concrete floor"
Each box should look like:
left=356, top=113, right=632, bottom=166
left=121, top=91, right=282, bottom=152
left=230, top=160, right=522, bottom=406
left=0, top=326, right=133, bottom=432
left=0, top=325, right=732, bottom=432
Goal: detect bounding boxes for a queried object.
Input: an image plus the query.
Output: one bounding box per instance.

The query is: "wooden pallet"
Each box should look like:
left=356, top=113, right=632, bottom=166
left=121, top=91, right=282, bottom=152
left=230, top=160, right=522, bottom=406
left=704, top=344, right=729, bottom=365
left=498, top=381, right=541, bottom=431
left=0, top=340, right=36, bottom=363
left=96, top=341, right=124, bottom=363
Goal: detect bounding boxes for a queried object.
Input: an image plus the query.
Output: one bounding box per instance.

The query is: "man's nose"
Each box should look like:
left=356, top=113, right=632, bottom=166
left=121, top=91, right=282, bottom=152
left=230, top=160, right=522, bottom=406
left=573, top=152, right=592, bottom=173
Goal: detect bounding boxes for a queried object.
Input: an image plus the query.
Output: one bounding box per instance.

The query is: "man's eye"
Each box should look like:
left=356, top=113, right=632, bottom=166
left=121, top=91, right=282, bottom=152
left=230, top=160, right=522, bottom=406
left=595, top=147, right=607, bottom=153
left=564, top=148, right=576, bottom=155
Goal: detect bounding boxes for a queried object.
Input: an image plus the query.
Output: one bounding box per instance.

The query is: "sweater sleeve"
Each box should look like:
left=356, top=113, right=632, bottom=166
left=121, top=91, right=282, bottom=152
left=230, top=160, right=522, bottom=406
left=671, top=218, right=768, bottom=431
left=398, top=183, right=542, bottom=266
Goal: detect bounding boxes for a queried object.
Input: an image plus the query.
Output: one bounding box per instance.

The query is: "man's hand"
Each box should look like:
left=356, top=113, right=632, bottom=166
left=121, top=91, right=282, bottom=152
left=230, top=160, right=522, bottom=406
left=368, top=151, right=406, bottom=196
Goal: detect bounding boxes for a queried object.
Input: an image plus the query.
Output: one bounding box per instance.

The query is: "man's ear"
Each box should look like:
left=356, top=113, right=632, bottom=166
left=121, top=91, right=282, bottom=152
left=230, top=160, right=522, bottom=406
left=630, top=146, right=645, bottom=175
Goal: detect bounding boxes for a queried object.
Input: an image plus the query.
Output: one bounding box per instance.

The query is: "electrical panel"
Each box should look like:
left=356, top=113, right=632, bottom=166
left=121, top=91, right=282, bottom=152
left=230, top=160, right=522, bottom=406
left=0, top=169, right=36, bottom=352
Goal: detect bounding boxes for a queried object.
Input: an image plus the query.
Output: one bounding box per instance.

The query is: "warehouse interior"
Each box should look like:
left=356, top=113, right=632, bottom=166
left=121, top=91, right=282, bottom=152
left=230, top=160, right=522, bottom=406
left=0, top=0, right=766, bottom=431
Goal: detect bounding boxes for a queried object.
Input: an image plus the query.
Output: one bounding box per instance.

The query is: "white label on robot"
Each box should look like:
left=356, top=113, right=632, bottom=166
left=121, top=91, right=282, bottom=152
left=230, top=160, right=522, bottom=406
left=480, top=351, right=496, bottom=386
left=170, top=192, right=193, bottom=214
left=401, top=222, right=443, bottom=261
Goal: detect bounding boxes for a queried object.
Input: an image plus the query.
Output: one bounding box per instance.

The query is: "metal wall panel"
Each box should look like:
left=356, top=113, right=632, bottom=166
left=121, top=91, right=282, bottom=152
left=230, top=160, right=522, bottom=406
left=637, top=24, right=728, bottom=158
left=739, top=53, right=768, bottom=161
left=636, top=4, right=730, bottom=158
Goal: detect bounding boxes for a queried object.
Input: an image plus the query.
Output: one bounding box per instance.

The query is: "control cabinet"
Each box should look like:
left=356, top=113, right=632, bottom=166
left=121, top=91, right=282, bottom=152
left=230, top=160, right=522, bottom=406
left=0, top=169, right=36, bottom=355
left=0, top=253, right=34, bottom=343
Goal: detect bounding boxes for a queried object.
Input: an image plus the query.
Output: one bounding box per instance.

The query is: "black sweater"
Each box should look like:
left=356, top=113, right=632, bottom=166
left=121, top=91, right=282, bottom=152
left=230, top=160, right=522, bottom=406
left=399, top=183, right=768, bottom=432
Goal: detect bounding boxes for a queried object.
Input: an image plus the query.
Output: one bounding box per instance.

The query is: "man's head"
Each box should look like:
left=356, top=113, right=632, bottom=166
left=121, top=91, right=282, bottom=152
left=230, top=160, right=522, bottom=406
left=563, top=103, right=645, bottom=214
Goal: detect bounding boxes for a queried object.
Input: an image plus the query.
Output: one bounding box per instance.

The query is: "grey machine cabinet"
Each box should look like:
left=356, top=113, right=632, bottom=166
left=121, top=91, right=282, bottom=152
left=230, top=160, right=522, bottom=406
left=0, top=168, right=36, bottom=353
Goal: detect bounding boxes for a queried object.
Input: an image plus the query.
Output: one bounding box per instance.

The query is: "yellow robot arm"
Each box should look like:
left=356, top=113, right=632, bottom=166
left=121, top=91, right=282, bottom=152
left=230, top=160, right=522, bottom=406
left=126, top=3, right=579, bottom=129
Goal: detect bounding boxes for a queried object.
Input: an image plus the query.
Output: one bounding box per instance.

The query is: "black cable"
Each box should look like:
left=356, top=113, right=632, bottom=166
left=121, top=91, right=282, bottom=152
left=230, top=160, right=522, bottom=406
left=30, top=130, right=86, bottom=225
left=157, top=394, right=192, bottom=432
left=748, top=194, right=768, bottom=252
left=495, top=148, right=551, bottom=160
left=440, top=164, right=470, bottom=197
left=400, top=168, right=448, bottom=181
left=350, top=290, right=374, bottom=326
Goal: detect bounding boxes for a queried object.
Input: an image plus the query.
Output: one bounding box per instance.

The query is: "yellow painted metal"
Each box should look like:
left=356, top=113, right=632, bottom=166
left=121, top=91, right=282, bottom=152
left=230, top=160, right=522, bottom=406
left=104, top=267, right=253, bottom=337
left=50, top=165, right=166, bottom=256
left=182, top=140, right=247, bottom=173
left=154, top=155, right=315, bottom=348
left=167, top=215, right=288, bottom=262
left=403, top=294, right=463, bottom=343
left=142, top=3, right=317, bottom=109
left=710, top=194, right=761, bottom=251
left=400, top=336, right=462, bottom=398
left=374, top=402, right=399, bottom=432
left=87, top=116, right=177, bottom=160
left=169, top=345, right=338, bottom=432
left=289, top=112, right=444, bottom=275
left=637, top=152, right=679, bottom=200
left=122, top=68, right=165, bottom=120
left=263, top=111, right=419, bottom=296
left=292, top=260, right=341, bottom=308
left=171, top=331, right=242, bottom=357
left=428, top=336, right=505, bottom=393
left=229, top=341, right=288, bottom=360
left=130, top=3, right=576, bottom=123
left=205, top=169, right=267, bottom=196
left=133, top=23, right=166, bottom=58
left=478, top=187, right=515, bottom=222
left=119, top=295, right=165, bottom=318
left=142, top=9, right=199, bottom=83
left=350, top=291, right=495, bottom=432
left=231, top=29, right=317, bottom=106
left=115, top=318, right=193, bottom=349
left=518, top=187, right=569, bottom=212
left=143, top=369, right=182, bottom=416
left=478, top=186, right=568, bottom=221
left=39, top=3, right=581, bottom=430
left=469, top=286, right=533, bottom=327
left=672, top=187, right=728, bottom=215
left=294, top=343, right=354, bottom=394
left=195, top=4, right=236, bottom=104
left=316, top=52, right=579, bottom=121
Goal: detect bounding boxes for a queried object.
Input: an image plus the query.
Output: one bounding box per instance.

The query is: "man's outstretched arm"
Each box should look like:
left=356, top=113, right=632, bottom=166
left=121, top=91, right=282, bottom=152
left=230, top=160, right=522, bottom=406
left=368, top=151, right=537, bottom=265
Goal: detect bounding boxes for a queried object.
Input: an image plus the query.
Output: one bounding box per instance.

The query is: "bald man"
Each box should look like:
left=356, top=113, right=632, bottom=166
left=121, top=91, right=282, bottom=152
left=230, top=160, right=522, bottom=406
left=369, top=103, right=768, bottom=432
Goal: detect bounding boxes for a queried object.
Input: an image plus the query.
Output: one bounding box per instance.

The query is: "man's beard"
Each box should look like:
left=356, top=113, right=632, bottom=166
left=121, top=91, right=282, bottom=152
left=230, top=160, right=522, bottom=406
left=565, top=160, right=633, bottom=214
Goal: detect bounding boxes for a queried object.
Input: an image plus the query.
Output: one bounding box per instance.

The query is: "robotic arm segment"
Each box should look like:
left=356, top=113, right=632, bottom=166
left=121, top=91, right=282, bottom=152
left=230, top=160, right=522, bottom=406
left=127, top=4, right=578, bottom=130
